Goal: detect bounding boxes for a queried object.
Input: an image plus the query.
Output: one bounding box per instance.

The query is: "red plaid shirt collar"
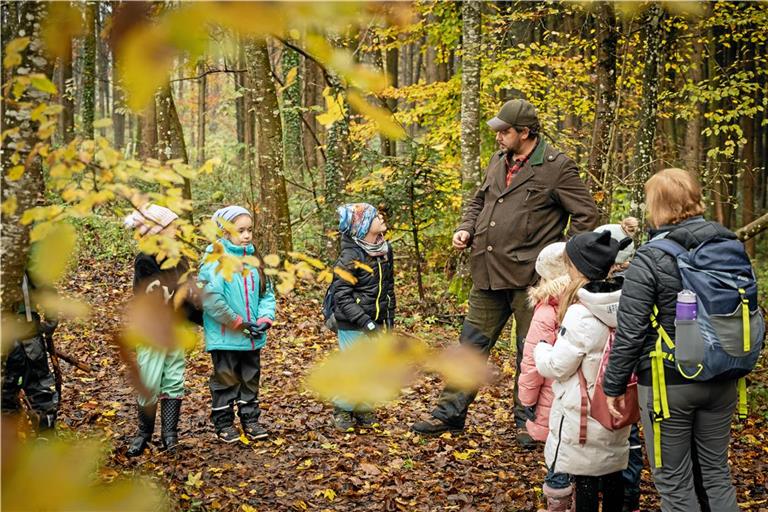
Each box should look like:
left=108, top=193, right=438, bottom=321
left=505, top=140, right=538, bottom=187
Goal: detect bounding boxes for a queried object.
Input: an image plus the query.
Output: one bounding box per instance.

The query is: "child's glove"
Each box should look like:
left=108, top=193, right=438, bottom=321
left=363, top=321, right=378, bottom=335
left=523, top=405, right=537, bottom=422
left=243, top=318, right=272, bottom=338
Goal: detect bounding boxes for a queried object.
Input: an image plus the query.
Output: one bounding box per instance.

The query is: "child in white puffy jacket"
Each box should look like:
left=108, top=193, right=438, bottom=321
left=534, top=230, right=630, bottom=512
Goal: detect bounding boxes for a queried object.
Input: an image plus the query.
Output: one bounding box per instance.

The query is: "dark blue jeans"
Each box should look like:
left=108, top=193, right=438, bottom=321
left=622, top=423, right=643, bottom=501
left=545, top=465, right=571, bottom=489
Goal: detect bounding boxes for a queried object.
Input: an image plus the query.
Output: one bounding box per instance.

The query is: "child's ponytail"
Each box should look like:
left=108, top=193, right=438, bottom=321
left=557, top=252, right=588, bottom=324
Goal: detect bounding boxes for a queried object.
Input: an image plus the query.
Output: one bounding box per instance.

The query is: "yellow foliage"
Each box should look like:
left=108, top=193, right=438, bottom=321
left=28, top=222, right=76, bottom=285
left=1, top=195, right=18, bottom=216
left=317, top=88, right=345, bottom=127
left=333, top=267, right=358, bottom=285
left=306, top=334, right=429, bottom=407
left=41, top=3, right=84, bottom=59
left=7, top=165, right=24, bottom=181
left=29, top=74, right=57, bottom=95
left=352, top=260, right=374, bottom=274
left=263, top=254, right=280, bottom=267
left=348, top=91, right=405, bottom=140
left=1, top=435, right=167, bottom=511
left=3, top=37, right=30, bottom=69
left=423, top=345, right=492, bottom=391
left=31, top=290, right=91, bottom=321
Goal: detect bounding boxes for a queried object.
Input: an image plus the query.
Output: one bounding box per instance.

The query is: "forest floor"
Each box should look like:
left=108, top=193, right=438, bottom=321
left=49, top=257, right=768, bottom=511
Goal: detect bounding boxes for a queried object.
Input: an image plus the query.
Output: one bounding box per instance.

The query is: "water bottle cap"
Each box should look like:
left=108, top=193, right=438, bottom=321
left=678, top=289, right=697, bottom=303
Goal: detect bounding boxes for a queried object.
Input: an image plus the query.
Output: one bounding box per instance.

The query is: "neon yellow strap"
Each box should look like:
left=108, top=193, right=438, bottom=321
left=653, top=419, right=663, bottom=468
left=677, top=363, right=704, bottom=379
left=739, top=288, right=750, bottom=352
left=651, top=306, right=675, bottom=350
left=738, top=377, right=747, bottom=419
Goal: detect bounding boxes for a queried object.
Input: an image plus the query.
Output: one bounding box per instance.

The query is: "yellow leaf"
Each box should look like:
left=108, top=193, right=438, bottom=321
left=118, top=24, right=176, bottom=110
left=294, top=501, right=308, bottom=511
left=242, top=505, right=258, bottom=512
left=282, top=66, right=297, bottom=90
left=306, top=335, right=429, bottom=407
left=263, top=254, right=280, bottom=267
left=28, top=222, right=76, bottom=285
left=317, top=489, right=336, bottom=502
left=1, top=195, right=18, bottom=216
left=333, top=267, right=357, bottom=285
left=239, top=434, right=251, bottom=445
left=452, top=449, right=478, bottom=460
left=7, top=165, right=24, bottom=181
left=185, top=471, right=203, bottom=488
left=29, top=74, right=57, bottom=95
left=3, top=37, right=30, bottom=69
left=352, top=260, right=373, bottom=273
left=348, top=91, right=405, bottom=140
left=41, top=3, right=84, bottom=59
left=316, top=89, right=345, bottom=127
left=287, top=251, right=325, bottom=270
left=31, top=290, right=91, bottom=320
left=424, top=345, right=491, bottom=392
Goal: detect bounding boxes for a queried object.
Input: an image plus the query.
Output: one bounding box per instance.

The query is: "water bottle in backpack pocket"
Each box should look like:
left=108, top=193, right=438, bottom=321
left=674, top=290, right=705, bottom=368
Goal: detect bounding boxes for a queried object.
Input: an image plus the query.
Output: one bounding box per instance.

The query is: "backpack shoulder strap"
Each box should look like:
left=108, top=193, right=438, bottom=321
left=646, top=238, right=686, bottom=257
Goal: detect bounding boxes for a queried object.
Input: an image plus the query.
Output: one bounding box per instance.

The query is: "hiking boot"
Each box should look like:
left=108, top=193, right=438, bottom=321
left=354, top=410, right=378, bottom=427
left=160, top=398, right=181, bottom=452
left=215, top=425, right=241, bottom=444
left=410, top=418, right=464, bottom=436
left=516, top=429, right=538, bottom=450
left=126, top=403, right=156, bottom=457
left=333, top=409, right=355, bottom=431
left=537, top=483, right=573, bottom=512
left=242, top=422, right=269, bottom=440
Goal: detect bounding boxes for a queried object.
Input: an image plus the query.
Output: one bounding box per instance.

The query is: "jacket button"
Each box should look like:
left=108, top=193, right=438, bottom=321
left=490, top=221, right=496, bottom=227
left=498, top=198, right=504, bottom=203
left=487, top=245, right=493, bottom=252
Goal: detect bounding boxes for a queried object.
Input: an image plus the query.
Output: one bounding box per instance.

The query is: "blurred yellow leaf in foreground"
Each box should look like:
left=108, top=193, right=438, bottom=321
left=1, top=429, right=167, bottom=511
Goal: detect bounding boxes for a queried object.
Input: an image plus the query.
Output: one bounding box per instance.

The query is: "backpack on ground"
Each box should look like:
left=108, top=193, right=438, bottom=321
left=645, top=235, right=765, bottom=467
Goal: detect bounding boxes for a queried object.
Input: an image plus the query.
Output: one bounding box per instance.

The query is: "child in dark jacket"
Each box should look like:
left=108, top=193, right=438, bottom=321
left=198, top=205, right=276, bottom=443
left=124, top=205, right=202, bottom=456
left=330, top=203, right=395, bottom=430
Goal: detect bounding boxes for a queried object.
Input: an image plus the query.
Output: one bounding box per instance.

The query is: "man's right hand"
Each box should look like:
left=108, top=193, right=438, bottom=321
left=452, top=230, right=471, bottom=250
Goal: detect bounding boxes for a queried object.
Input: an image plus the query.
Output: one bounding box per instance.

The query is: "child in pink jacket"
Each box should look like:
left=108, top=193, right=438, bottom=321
left=518, top=242, right=572, bottom=512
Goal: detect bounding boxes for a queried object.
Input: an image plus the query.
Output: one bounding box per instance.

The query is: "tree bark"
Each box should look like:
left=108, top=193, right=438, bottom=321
left=96, top=2, right=109, bottom=137
left=281, top=44, right=303, bottom=174
left=587, top=1, right=618, bottom=219
left=137, top=96, right=157, bottom=160
left=156, top=84, right=192, bottom=202
left=57, top=34, right=75, bottom=144
left=196, top=61, right=206, bottom=165
left=112, top=54, right=125, bottom=149
left=245, top=38, right=293, bottom=254
left=1, top=2, right=52, bottom=310
left=631, top=3, right=663, bottom=217
left=80, top=1, right=97, bottom=139
left=460, top=0, right=482, bottom=197
left=382, top=39, right=398, bottom=157
left=682, top=9, right=707, bottom=176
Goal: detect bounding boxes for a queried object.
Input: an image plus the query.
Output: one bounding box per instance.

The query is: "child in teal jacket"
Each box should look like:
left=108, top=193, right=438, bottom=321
left=199, top=205, right=276, bottom=443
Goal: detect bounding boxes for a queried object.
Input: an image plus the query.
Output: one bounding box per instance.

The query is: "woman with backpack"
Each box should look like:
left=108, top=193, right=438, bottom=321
left=533, top=230, right=629, bottom=512
left=602, top=168, right=761, bottom=512
left=327, top=203, right=395, bottom=431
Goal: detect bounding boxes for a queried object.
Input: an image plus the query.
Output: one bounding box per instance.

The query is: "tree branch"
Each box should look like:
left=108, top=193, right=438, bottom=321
left=736, top=211, right=768, bottom=242
left=169, top=68, right=247, bottom=83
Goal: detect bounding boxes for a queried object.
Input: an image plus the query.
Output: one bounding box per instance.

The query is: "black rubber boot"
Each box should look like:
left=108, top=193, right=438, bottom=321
left=160, top=398, right=181, bottom=452
left=126, top=403, right=156, bottom=457
left=411, top=417, right=464, bottom=436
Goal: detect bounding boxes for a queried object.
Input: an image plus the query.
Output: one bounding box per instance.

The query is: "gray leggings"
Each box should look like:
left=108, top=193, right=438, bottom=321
left=639, top=381, right=739, bottom=512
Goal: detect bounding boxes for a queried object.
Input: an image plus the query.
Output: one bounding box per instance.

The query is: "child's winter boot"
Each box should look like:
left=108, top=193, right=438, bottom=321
left=160, top=398, right=181, bottom=451
left=127, top=402, right=156, bottom=457
left=538, top=483, right=573, bottom=512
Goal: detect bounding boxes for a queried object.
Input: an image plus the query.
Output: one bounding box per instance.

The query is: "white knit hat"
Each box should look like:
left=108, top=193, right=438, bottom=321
left=535, top=242, right=567, bottom=281
left=124, top=204, right=178, bottom=235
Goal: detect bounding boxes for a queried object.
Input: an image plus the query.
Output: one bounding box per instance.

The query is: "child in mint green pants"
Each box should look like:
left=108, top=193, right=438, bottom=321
left=124, top=205, right=202, bottom=456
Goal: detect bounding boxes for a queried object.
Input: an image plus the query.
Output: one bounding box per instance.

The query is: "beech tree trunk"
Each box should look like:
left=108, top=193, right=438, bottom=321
left=631, top=3, right=663, bottom=217
left=80, top=1, right=97, bottom=138
left=245, top=38, right=293, bottom=254
left=587, top=1, right=618, bottom=219
left=1, top=2, right=52, bottom=310
left=197, top=61, right=206, bottom=165
left=156, top=84, right=192, bottom=202
left=281, top=45, right=303, bottom=174
left=460, top=0, right=482, bottom=197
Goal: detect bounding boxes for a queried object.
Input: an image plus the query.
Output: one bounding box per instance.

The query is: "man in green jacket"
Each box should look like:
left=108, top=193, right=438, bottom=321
left=412, top=99, right=598, bottom=445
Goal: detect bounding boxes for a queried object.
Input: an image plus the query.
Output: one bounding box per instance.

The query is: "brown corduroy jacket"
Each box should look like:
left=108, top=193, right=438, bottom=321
left=457, top=140, right=598, bottom=290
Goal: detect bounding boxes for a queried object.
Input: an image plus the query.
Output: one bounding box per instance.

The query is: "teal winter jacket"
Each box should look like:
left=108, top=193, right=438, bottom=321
left=198, top=238, right=276, bottom=351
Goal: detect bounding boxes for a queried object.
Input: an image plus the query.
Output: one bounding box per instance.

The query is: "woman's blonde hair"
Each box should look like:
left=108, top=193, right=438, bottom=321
left=557, top=252, right=589, bottom=323
left=645, top=168, right=705, bottom=228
